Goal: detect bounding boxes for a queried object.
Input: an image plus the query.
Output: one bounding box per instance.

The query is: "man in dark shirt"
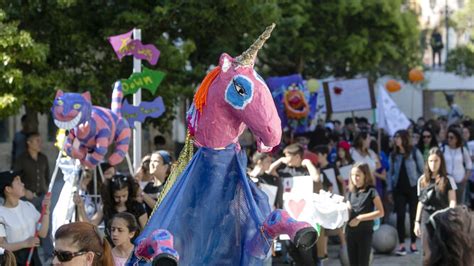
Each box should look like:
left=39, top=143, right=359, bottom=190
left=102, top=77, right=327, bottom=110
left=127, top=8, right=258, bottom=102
left=13, top=132, right=49, bottom=209
left=10, top=115, right=28, bottom=169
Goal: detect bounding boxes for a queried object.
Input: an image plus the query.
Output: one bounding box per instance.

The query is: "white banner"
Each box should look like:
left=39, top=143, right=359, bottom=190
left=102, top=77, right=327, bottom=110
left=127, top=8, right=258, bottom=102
left=377, top=85, right=411, bottom=136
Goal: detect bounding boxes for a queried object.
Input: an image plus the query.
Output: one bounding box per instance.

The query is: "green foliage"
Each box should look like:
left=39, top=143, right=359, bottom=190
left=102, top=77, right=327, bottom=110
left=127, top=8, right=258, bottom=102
left=445, top=45, right=474, bottom=77
left=0, top=0, right=421, bottom=129
left=263, top=0, right=421, bottom=81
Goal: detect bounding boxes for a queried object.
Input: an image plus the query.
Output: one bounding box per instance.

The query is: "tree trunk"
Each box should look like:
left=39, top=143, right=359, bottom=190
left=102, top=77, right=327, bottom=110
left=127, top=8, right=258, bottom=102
left=24, top=106, right=39, bottom=133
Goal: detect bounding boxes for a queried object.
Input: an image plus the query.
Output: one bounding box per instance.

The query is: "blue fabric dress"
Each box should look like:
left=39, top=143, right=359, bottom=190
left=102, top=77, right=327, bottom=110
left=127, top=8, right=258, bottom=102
left=128, top=144, right=271, bottom=265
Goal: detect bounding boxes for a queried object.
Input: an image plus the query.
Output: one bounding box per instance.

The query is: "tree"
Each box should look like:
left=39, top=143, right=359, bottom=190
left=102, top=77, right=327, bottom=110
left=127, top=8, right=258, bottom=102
left=445, top=45, right=474, bottom=76
left=1, top=0, right=279, bottom=131
left=261, top=0, right=421, bottom=81
left=0, top=9, right=49, bottom=130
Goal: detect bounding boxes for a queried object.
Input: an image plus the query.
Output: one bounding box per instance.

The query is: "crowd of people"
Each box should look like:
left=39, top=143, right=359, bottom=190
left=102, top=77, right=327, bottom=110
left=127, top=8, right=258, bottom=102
left=1, top=112, right=474, bottom=265
left=247, top=115, right=474, bottom=265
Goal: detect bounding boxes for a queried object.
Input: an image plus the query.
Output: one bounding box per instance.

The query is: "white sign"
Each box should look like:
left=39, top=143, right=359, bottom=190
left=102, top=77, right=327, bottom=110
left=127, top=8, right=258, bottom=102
left=323, top=168, right=340, bottom=195
left=259, top=183, right=278, bottom=210
left=339, top=164, right=353, bottom=181
left=324, top=78, right=374, bottom=113
left=282, top=176, right=314, bottom=223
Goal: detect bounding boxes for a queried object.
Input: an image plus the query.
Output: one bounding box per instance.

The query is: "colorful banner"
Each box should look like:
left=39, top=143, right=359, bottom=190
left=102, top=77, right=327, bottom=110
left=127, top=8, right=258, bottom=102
left=108, top=30, right=133, bottom=60
left=122, top=97, right=166, bottom=127
left=121, top=67, right=165, bottom=96
left=266, top=74, right=318, bottom=133
left=119, top=40, right=160, bottom=65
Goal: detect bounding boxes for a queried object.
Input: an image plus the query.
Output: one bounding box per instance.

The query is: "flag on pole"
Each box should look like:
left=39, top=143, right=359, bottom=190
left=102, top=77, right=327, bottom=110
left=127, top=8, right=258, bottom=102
left=377, top=85, right=411, bottom=136
left=108, top=29, right=134, bottom=60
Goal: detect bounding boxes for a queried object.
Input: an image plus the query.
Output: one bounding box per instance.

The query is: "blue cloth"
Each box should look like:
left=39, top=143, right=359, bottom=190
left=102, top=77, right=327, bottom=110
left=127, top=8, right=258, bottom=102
left=128, top=144, right=271, bottom=265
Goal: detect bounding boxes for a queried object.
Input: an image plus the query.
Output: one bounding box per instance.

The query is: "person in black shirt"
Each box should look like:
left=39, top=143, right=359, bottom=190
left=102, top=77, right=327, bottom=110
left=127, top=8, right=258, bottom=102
left=346, top=162, right=384, bottom=266
left=268, top=143, right=320, bottom=266
left=74, top=174, right=147, bottom=245
left=414, top=147, right=456, bottom=264
left=140, top=150, right=172, bottom=216
left=248, top=152, right=282, bottom=209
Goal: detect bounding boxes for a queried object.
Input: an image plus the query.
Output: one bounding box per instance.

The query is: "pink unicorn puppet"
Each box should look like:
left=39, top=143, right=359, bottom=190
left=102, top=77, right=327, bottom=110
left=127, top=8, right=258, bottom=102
left=130, top=24, right=317, bottom=266
left=51, top=81, right=131, bottom=168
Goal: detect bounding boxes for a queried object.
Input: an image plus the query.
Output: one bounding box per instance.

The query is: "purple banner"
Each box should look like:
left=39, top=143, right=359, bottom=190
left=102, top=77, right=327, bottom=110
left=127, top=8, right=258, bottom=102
left=122, top=97, right=166, bottom=128
left=118, top=40, right=160, bottom=65
left=108, top=30, right=133, bottom=60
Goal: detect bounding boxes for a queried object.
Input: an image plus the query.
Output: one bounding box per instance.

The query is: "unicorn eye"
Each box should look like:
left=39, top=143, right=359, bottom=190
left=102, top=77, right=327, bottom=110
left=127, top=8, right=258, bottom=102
left=73, top=103, right=82, bottom=109
left=233, top=79, right=246, bottom=96
left=56, top=99, right=64, bottom=106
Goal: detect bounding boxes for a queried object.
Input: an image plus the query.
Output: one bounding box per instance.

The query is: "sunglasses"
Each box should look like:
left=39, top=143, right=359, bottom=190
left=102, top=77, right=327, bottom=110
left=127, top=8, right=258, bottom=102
left=52, top=250, right=89, bottom=262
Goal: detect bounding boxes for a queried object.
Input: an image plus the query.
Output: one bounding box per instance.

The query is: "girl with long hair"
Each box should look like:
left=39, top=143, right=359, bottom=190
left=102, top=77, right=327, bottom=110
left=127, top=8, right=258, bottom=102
left=110, top=212, right=139, bottom=266
left=74, top=174, right=147, bottom=240
left=387, top=129, right=424, bottom=255
left=53, top=222, right=113, bottom=266
left=350, top=132, right=379, bottom=172
left=346, top=162, right=384, bottom=266
left=414, top=147, right=457, bottom=264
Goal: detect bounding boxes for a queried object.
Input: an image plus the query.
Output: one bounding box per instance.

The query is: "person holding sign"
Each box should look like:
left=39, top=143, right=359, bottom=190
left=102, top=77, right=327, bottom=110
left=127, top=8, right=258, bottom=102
left=268, top=143, right=319, bottom=266
left=314, top=145, right=345, bottom=261
left=346, top=163, right=384, bottom=266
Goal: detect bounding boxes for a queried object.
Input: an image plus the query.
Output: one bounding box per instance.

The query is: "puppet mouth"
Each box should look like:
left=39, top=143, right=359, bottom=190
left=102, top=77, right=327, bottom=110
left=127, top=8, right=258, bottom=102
left=54, top=111, right=82, bottom=130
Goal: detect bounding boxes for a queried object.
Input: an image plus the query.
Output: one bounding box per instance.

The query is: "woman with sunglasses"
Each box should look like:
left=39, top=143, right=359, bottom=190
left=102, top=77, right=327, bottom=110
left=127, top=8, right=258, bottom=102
left=53, top=222, right=113, bottom=265
left=74, top=174, right=147, bottom=241
left=387, top=130, right=424, bottom=256
left=414, top=147, right=457, bottom=264
left=442, top=127, right=472, bottom=204
left=417, top=127, right=439, bottom=162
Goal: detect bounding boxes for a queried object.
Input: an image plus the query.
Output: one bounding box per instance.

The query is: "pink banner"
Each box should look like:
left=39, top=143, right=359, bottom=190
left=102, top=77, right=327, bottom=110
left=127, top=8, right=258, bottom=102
left=119, top=40, right=160, bottom=65
left=108, top=30, right=133, bottom=60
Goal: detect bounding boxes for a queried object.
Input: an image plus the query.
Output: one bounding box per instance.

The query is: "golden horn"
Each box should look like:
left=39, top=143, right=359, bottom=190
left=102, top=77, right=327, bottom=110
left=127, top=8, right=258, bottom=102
left=236, top=23, right=275, bottom=66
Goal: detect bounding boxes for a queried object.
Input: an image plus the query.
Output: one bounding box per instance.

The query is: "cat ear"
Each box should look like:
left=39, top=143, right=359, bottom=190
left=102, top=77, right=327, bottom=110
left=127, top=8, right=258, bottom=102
left=55, top=90, right=64, bottom=98
left=82, top=91, right=92, bottom=102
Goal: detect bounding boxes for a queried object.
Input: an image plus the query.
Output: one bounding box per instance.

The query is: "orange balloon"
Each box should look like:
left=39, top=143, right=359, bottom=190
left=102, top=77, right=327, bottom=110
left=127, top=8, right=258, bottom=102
left=409, top=68, right=424, bottom=83
left=385, top=79, right=401, bottom=93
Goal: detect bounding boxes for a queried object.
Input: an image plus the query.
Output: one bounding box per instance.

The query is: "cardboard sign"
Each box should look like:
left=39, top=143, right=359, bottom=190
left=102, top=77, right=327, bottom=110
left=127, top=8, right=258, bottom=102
left=323, top=78, right=376, bottom=114
left=282, top=176, right=314, bottom=221
left=121, top=67, right=165, bottom=96
left=122, top=97, right=166, bottom=127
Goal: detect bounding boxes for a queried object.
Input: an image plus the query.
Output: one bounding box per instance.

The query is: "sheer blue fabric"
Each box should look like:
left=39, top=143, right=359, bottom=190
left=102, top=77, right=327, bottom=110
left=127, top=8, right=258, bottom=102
left=128, top=144, right=271, bottom=265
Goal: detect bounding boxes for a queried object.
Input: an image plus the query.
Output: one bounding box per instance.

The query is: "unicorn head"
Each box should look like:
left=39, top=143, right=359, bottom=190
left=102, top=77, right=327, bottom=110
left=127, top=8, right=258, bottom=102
left=189, top=24, right=281, bottom=151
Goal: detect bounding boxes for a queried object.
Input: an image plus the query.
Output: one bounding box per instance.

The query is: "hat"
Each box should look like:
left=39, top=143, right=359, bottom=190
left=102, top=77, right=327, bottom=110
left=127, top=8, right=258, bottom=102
left=0, top=171, right=20, bottom=196
left=337, top=141, right=351, bottom=153
left=156, top=150, right=172, bottom=165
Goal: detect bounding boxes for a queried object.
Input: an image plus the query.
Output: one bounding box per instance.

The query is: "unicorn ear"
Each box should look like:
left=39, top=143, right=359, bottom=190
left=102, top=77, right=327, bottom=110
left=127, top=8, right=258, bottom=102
left=82, top=91, right=92, bottom=102
left=219, top=53, right=233, bottom=73
left=55, top=90, right=64, bottom=98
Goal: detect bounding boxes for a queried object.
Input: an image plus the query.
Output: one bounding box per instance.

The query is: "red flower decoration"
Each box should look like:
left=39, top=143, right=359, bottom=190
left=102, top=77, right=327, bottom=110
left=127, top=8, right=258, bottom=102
left=334, top=86, right=343, bottom=95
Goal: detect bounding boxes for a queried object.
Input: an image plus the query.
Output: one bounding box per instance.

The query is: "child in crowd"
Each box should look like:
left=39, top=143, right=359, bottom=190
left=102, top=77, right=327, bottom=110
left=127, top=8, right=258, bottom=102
left=268, top=143, right=320, bottom=265
left=314, top=145, right=345, bottom=261
left=414, top=147, right=457, bottom=264
left=248, top=152, right=282, bottom=209
left=140, top=150, right=173, bottom=216
left=0, top=171, right=51, bottom=265
left=346, top=163, right=384, bottom=266
left=74, top=174, right=147, bottom=243
left=110, top=212, right=139, bottom=266
left=134, top=154, right=153, bottom=190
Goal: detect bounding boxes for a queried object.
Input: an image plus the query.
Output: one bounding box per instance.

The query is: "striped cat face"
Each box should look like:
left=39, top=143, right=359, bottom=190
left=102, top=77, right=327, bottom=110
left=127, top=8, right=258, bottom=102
left=52, top=90, right=92, bottom=130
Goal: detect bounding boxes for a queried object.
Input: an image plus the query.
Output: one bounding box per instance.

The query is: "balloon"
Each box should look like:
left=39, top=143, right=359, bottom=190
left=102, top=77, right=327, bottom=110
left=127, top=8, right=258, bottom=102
left=409, top=68, right=424, bottom=83
left=306, top=79, right=320, bottom=93
left=385, top=79, right=401, bottom=93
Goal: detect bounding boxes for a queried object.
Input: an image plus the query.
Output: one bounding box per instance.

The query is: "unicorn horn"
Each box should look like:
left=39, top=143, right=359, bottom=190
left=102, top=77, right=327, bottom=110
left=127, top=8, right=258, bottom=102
left=235, top=23, right=276, bottom=66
